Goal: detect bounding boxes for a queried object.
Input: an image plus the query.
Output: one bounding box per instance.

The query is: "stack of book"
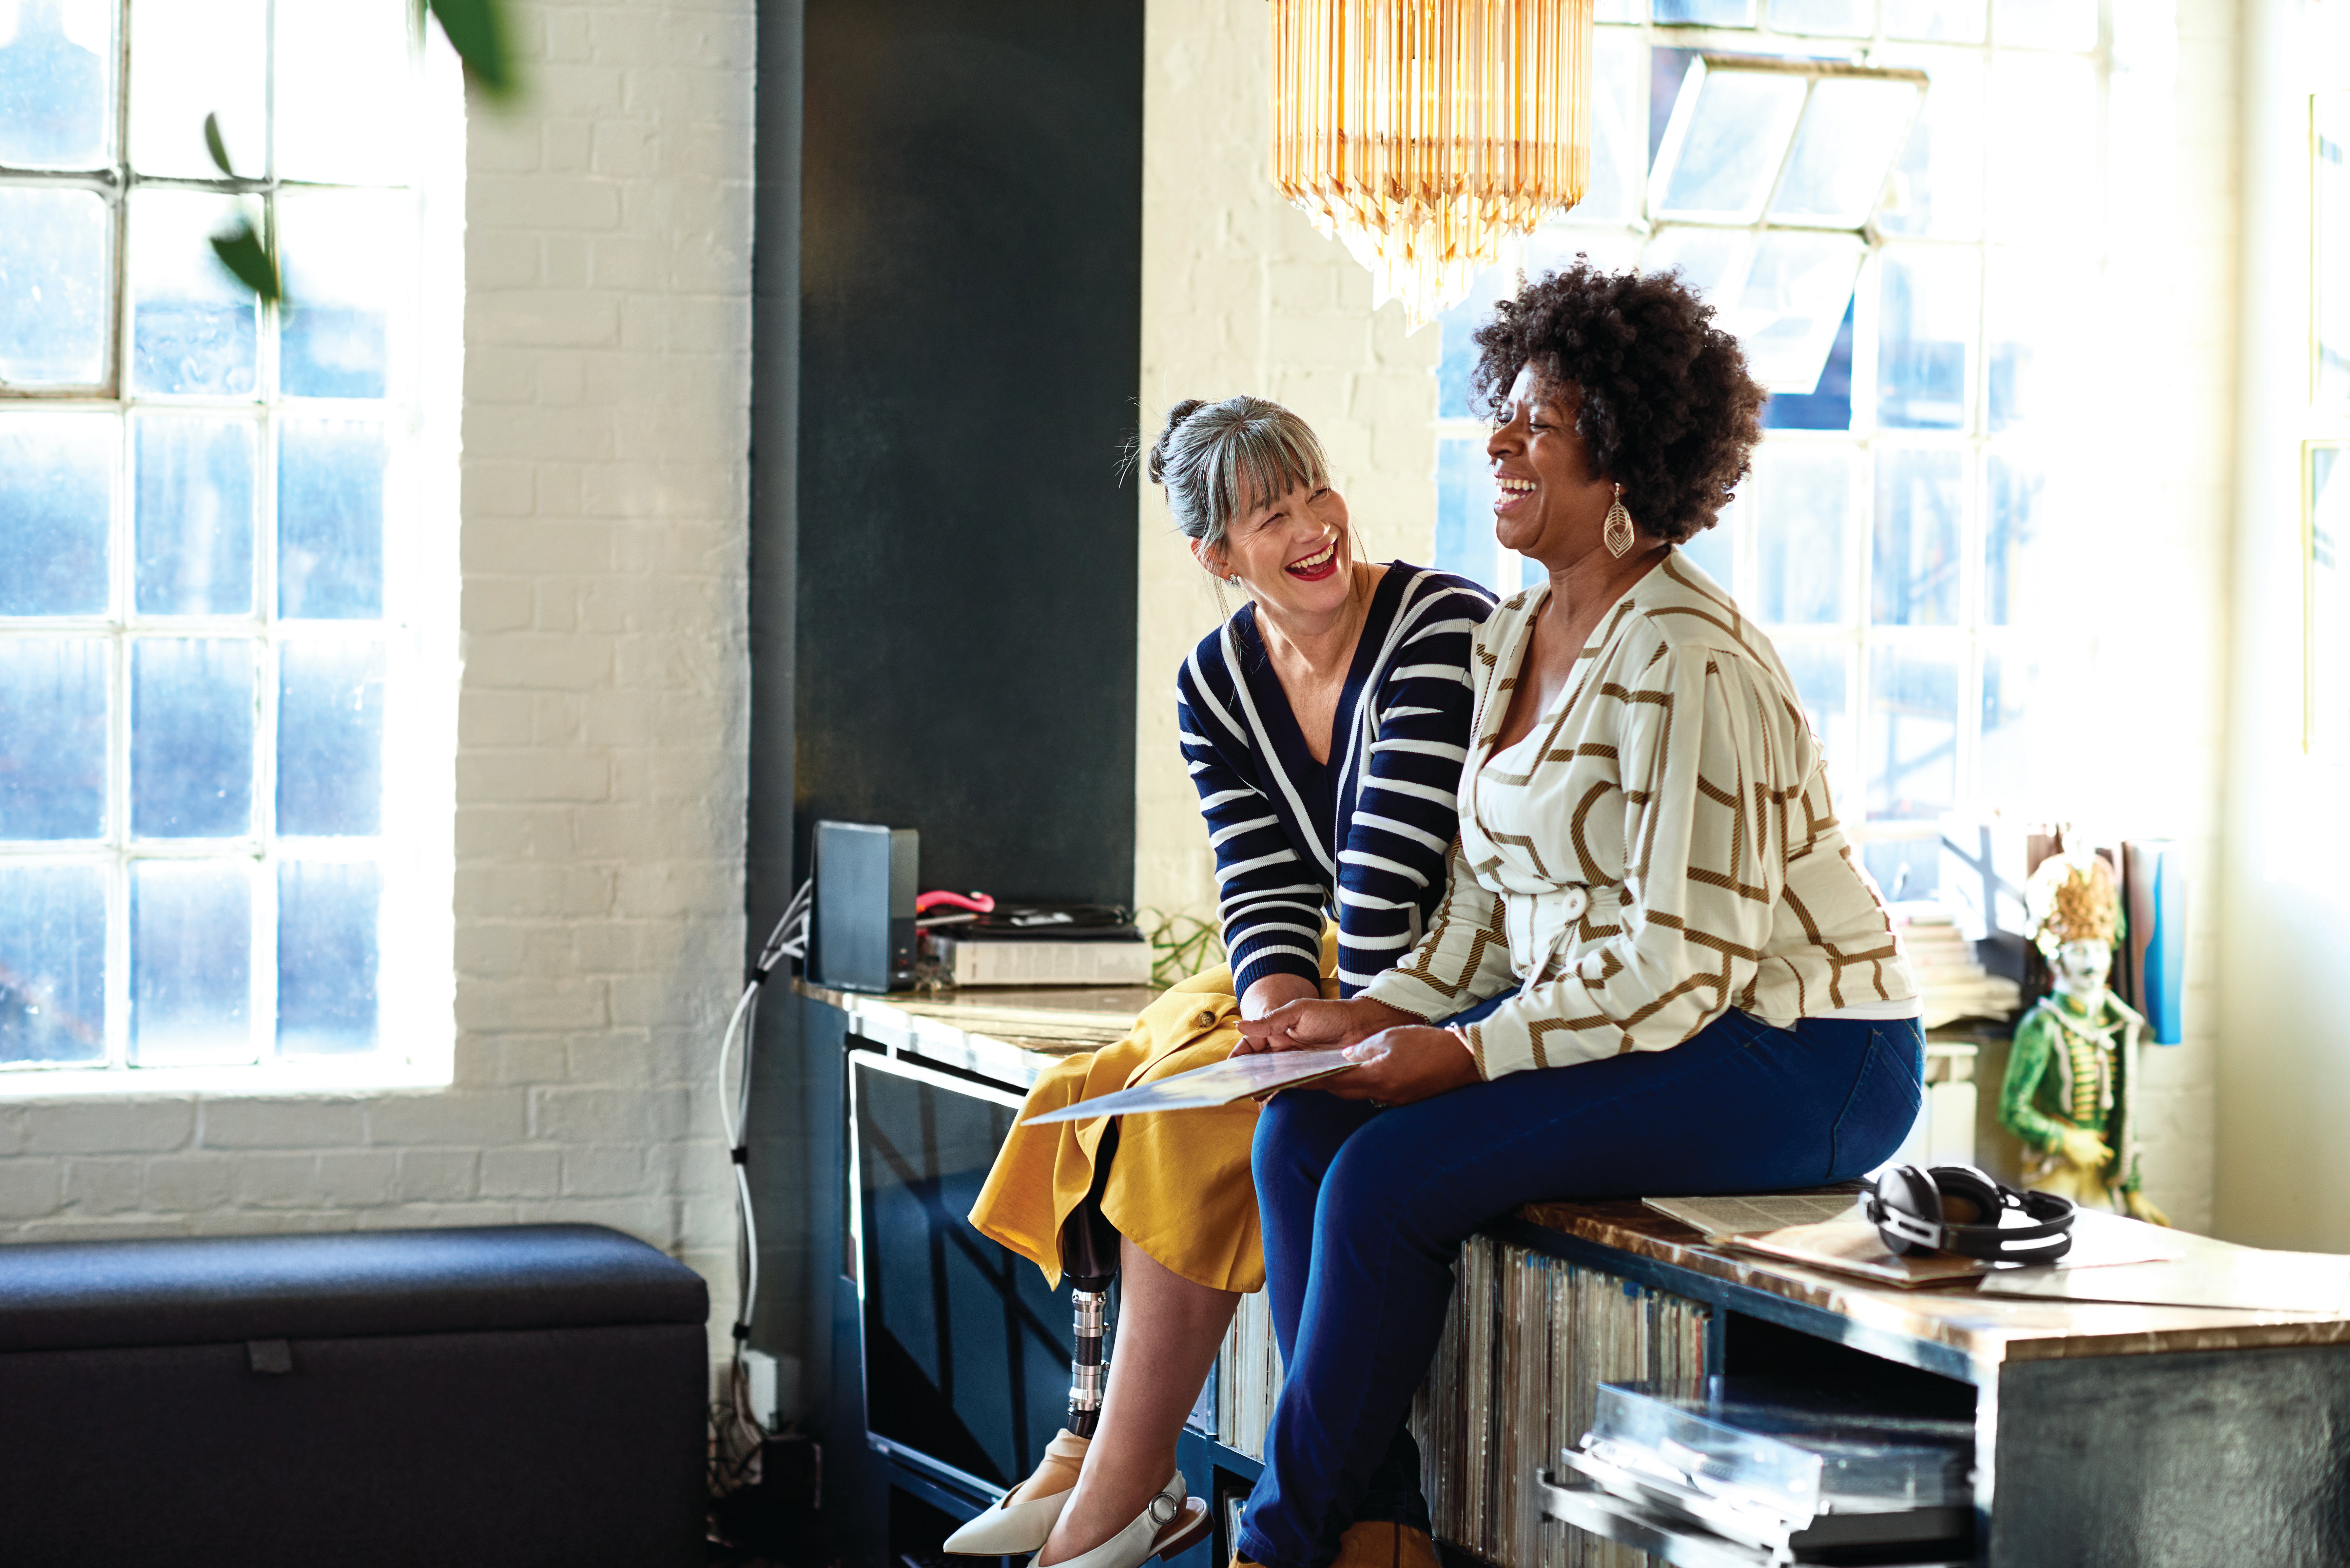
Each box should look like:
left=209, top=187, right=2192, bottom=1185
left=1889, top=902, right=2022, bottom=1027
left=1207, top=1237, right=1712, bottom=1568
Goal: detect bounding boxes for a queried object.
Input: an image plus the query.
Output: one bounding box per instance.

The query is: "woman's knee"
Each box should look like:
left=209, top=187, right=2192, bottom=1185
left=1251, top=1091, right=1368, bottom=1198
left=1313, top=1116, right=1478, bottom=1261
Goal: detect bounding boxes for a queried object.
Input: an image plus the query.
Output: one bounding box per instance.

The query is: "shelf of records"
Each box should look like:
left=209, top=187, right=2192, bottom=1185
left=1202, top=1236, right=1714, bottom=1568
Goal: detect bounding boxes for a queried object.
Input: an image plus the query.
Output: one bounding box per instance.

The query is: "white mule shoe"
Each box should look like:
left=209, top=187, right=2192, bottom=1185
left=1023, top=1469, right=1211, bottom=1568
left=943, top=1429, right=1090, bottom=1555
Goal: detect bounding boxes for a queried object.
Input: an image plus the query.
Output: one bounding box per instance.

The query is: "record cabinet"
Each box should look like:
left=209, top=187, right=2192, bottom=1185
left=795, top=983, right=2350, bottom=1568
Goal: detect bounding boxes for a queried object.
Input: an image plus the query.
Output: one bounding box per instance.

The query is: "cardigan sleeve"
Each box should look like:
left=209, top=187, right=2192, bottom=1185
left=1331, top=592, right=1484, bottom=992
left=1177, top=653, right=1325, bottom=996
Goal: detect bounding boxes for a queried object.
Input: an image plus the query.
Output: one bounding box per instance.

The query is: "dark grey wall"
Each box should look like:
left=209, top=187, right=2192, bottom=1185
left=792, top=0, right=1143, bottom=907
left=744, top=0, right=1145, bottom=1438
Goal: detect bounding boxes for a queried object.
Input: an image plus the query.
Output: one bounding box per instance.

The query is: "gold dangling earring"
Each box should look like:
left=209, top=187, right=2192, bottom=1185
left=1603, top=483, right=1636, bottom=559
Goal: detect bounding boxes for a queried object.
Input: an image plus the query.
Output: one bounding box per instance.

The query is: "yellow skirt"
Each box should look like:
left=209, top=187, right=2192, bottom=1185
left=967, top=931, right=1340, bottom=1295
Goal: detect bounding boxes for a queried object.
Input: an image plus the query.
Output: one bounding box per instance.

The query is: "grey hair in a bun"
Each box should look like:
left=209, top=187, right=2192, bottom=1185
left=1146, top=396, right=1330, bottom=552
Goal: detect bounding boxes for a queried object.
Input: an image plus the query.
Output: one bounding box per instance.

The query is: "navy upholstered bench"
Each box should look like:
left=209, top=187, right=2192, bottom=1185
left=0, top=1224, right=709, bottom=1567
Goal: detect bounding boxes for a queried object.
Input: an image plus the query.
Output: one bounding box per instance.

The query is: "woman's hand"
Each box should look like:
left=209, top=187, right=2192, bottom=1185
left=1233, top=996, right=1415, bottom=1056
left=1239, top=972, right=1322, bottom=1023
left=1319, top=1026, right=1483, bottom=1105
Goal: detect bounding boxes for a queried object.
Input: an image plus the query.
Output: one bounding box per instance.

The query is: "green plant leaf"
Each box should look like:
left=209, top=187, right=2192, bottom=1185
left=203, top=112, right=239, bottom=179
left=210, top=220, right=282, bottom=304
left=428, top=0, right=520, bottom=103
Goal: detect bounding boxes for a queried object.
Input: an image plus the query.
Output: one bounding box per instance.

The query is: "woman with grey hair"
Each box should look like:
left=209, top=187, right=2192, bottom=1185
left=950, top=397, right=1492, bottom=1568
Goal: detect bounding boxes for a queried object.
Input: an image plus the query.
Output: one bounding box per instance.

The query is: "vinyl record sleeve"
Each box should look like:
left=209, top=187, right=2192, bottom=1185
left=1019, top=1047, right=1361, bottom=1124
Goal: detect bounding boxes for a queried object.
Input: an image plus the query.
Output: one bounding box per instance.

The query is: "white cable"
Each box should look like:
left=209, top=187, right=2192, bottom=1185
left=715, top=876, right=811, bottom=1465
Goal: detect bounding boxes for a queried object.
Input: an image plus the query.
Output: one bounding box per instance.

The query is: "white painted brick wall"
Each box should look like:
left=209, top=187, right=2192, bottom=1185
left=1135, top=0, right=1444, bottom=923
left=0, top=0, right=756, bottom=1354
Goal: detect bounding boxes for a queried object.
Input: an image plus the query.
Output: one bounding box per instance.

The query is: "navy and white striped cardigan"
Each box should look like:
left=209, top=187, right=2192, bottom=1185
left=1175, top=564, right=1495, bottom=998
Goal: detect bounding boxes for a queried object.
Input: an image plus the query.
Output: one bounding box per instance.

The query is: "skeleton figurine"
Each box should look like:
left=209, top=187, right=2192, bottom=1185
left=1997, top=852, right=2171, bottom=1226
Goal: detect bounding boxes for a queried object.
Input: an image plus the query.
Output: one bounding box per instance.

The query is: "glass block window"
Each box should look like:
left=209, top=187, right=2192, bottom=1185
left=1431, top=0, right=2109, bottom=897
left=0, top=0, right=429, bottom=1076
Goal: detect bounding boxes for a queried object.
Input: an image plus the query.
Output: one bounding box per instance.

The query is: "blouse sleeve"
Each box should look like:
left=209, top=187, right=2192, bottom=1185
left=1430, top=644, right=1799, bottom=1079
left=1332, top=594, right=1485, bottom=992
left=1177, top=654, right=1325, bottom=996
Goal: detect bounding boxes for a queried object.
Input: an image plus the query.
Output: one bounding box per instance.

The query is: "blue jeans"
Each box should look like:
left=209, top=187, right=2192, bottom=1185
left=1236, top=1005, right=1925, bottom=1568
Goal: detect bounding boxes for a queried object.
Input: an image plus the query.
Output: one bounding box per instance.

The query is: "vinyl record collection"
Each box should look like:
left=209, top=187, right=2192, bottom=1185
left=1206, top=1237, right=1712, bottom=1568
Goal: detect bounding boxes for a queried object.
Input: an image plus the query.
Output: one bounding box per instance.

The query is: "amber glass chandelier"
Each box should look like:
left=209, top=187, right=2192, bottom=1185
left=1269, top=0, right=1594, bottom=330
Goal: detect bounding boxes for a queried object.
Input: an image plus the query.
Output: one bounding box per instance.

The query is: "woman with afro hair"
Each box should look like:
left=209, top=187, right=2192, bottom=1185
left=1224, top=263, right=1926, bottom=1568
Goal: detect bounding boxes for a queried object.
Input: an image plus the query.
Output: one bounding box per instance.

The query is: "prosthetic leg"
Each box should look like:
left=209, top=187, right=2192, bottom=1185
left=1059, top=1123, right=1120, bottom=1438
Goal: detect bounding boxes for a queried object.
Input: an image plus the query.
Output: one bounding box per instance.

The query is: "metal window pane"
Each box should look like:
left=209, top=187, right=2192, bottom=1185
left=1984, top=451, right=2053, bottom=627
left=134, top=416, right=257, bottom=617
left=0, top=0, right=114, bottom=170
left=0, top=186, right=109, bottom=388
left=1883, top=0, right=1987, bottom=43
left=277, top=860, right=379, bottom=1054
left=127, top=0, right=266, bottom=179
left=0, top=412, right=113, bottom=616
left=131, top=638, right=256, bottom=839
left=129, top=188, right=260, bottom=398
left=1437, top=269, right=1511, bottom=421
left=274, top=0, right=412, bottom=186
left=1724, top=230, right=1866, bottom=395
left=1434, top=435, right=1497, bottom=592
left=1771, top=0, right=1876, bottom=35
left=130, top=858, right=253, bottom=1066
left=1654, top=0, right=1756, bottom=25
left=1753, top=444, right=1854, bottom=625
left=1876, top=49, right=1984, bottom=240
left=1779, top=642, right=1855, bottom=771
left=1978, top=648, right=2044, bottom=812
left=277, top=641, right=384, bottom=837
left=278, top=421, right=387, bottom=619
left=1770, top=78, right=1924, bottom=228
left=1993, top=0, right=2098, bottom=50
left=1872, top=448, right=1965, bottom=626
left=1643, top=225, right=1748, bottom=299
left=0, top=638, right=107, bottom=839
left=1987, top=53, right=2097, bottom=243
left=1864, top=647, right=1961, bottom=821
left=1569, top=29, right=1649, bottom=228
left=0, top=862, right=107, bottom=1065
left=1652, top=68, right=1808, bottom=225
left=1986, top=249, right=2094, bottom=434
left=1876, top=246, right=1979, bottom=430
left=1862, top=836, right=1942, bottom=901
left=280, top=191, right=408, bottom=401
left=1678, top=517, right=1734, bottom=589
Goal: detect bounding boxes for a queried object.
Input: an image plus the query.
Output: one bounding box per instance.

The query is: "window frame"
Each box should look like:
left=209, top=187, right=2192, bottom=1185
left=1432, top=0, right=2112, bottom=892
left=0, top=0, right=461, bottom=1093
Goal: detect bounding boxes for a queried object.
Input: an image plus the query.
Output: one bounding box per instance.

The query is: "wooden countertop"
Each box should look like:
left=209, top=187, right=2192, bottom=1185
left=1514, top=1197, right=2350, bottom=1373
left=796, top=979, right=1157, bottom=1086
left=797, top=980, right=2350, bottom=1371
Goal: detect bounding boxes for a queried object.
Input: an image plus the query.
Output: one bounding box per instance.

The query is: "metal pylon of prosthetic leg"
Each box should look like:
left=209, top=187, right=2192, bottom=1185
left=1060, top=1128, right=1121, bottom=1439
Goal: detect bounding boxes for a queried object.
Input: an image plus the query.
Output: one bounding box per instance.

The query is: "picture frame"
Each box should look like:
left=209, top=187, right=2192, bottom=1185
left=2317, top=91, right=2350, bottom=409
left=2309, top=440, right=2350, bottom=755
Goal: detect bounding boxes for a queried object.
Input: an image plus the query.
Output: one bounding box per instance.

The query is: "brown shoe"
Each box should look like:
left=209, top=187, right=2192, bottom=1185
left=1331, top=1521, right=1438, bottom=1568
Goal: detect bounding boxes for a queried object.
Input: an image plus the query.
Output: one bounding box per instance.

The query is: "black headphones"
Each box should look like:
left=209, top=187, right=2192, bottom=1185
left=1865, top=1164, right=2076, bottom=1262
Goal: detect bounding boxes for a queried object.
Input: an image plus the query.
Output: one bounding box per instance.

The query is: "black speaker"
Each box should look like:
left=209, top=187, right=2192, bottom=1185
left=814, top=820, right=919, bottom=993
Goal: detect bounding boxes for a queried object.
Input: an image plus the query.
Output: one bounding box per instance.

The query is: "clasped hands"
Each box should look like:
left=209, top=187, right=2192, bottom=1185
left=1232, top=994, right=1483, bottom=1106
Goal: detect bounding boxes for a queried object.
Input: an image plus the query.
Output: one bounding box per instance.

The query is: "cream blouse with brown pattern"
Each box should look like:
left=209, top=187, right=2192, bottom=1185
left=1357, top=551, right=1917, bottom=1080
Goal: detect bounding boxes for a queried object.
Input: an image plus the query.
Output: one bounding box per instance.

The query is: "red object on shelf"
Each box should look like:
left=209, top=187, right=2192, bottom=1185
left=915, top=889, right=996, bottom=916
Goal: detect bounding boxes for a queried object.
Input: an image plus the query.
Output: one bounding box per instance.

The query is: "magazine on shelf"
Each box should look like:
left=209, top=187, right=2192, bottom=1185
left=1019, top=1048, right=1360, bottom=1124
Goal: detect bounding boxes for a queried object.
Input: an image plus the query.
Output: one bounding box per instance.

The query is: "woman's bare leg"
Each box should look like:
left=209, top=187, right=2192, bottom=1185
left=1037, top=1237, right=1239, bottom=1565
